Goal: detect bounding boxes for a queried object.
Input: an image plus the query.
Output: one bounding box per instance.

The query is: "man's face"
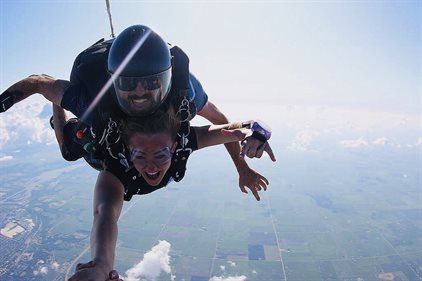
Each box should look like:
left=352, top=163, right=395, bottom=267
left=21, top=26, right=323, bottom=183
left=128, top=131, right=176, bottom=186
left=113, top=68, right=172, bottom=116
left=115, top=78, right=163, bottom=115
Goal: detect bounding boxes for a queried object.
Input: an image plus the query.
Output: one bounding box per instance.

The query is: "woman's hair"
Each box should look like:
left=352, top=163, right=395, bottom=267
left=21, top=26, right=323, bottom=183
left=122, top=107, right=181, bottom=144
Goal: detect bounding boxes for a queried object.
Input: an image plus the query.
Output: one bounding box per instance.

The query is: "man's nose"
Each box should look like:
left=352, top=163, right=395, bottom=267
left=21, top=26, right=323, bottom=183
left=135, top=82, right=147, bottom=93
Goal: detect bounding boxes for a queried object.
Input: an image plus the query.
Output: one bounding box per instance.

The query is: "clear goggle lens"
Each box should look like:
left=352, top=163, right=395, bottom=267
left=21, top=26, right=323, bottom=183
left=130, top=147, right=173, bottom=167
left=114, top=68, right=171, bottom=92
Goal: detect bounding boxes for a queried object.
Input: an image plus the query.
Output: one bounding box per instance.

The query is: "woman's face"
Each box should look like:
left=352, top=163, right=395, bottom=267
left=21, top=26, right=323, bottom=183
left=128, top=132, right=176, bottom=186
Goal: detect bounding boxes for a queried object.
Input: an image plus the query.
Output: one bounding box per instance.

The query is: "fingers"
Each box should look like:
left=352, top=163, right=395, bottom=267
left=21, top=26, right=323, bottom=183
left=255, top=144, right=265, bottom=158
left=240, top=181, right=263, bottom=201
left=248, top=179, right=269, bottom=200
left=264, top=143, right=276, bottom=162
left=240, top=139, right=257, bottom=159
left=241, top=137, right=266, bottom=159
left=250, top=186, right=261, bottom=201
left=240, top=143, right=247, bottom=159
left=258, top=178, right=268, bottom=191
left=240, top=136, right=277, bottom=161
left=238, top=183, right=248, bottom=194
left=107, top=270, right=123, bottom=281
left=75, top=260, right=95, bottom=272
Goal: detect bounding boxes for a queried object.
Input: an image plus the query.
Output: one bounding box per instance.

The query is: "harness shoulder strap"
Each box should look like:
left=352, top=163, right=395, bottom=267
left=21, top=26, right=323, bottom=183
left=169, top=45, right=195, bottom=182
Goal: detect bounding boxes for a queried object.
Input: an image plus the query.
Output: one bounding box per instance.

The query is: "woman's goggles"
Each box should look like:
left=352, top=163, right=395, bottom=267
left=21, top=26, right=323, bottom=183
left=130, top=147, right=173, bottom=167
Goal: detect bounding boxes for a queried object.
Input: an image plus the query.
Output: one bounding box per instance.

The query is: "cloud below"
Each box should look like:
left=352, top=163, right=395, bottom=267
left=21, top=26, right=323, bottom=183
left=340, top=137, right=368, bottom=148
left=124, top=240, right=172, bottom=281
left=0, top=155, right=13, bottom=161
left=0, top=99, right=55, bottom=148
left=287, top=131, right=319, bottom=151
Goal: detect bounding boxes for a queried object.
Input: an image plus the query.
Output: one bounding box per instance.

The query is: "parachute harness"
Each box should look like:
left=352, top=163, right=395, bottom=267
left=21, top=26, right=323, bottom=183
left=177, top=96, right=192, bottom=154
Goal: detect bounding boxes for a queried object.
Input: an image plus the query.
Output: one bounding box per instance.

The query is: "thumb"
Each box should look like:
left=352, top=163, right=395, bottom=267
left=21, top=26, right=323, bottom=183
left=264, top=144, right=277, bottom=162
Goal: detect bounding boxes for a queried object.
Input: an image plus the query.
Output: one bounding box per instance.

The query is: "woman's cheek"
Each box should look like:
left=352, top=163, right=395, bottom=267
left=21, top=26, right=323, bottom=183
left=133, top=162, right=143, bottom=173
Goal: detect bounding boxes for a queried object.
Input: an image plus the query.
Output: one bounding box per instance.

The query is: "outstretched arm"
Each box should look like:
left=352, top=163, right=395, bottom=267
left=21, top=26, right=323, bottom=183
left=0, top=74, right=69, bottom=112
left=68, top=171, right=124, bottom=281
left=197, top=101, right=274, bottom=201
left=193, top=120, right=272, bottom=201
left=197, top=101, right=248, bottom=169
left=52, top=104, right=70, bottom=158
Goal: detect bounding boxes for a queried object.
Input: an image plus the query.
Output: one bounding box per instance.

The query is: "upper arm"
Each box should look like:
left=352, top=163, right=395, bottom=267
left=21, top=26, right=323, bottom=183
left=197, top=100, right=230, bottom=125
left=31, top=74, right=69, bottom=106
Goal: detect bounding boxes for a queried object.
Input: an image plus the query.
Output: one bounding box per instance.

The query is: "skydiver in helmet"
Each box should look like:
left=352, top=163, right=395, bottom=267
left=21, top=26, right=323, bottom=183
left=1, top=24, right=275, bottom=198
left=1, top=24, right=276, bottom=280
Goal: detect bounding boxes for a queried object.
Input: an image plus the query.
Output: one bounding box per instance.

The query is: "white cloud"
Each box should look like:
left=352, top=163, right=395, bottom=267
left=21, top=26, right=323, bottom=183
left=124, top=240, right=172, bottom=281
left=51, top=261, right=60, bottom=270
left=372, top=137, right=388, bottom=145
left=287, top=131, right=318, bottom=151
left=39, top=266, right=48, bottom=274
left=209, top=275, right=247, bottom=281
left=0, top=126, right=11, bottom=146
left=340, top=137, right=368, bottom=148
left=220, top=265, right=226, bottom=271
left=227, top=261, right=236, bottom=267
left=217, top=103, right=420, bottom=133
left=33, top=265, right=48, bottom=275
left=0, top=99, right=55, bottom=148
left=0, top=155, right=13, bottom=161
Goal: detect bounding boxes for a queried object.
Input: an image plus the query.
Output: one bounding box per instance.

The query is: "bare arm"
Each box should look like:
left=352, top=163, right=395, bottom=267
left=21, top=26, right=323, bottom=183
left=197, top=101, right=273, bottom=201
left=197, top=101, right=249, bottom=173
left=68, top=171, right=124, bottom=281
left=52, top=104, right=69, bottom=156
left=194, top=122, right=248, bottom=150
left=1, top=74, right=69, bottom=112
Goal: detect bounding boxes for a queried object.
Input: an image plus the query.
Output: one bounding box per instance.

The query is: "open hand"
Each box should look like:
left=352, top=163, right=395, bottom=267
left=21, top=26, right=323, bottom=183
left=238, top=166, right=269, bottom=201
left=68, top=260, right=123, bottom=281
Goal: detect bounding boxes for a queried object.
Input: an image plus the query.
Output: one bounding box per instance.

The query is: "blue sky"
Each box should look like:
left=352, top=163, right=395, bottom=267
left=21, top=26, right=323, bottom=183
left=1, top=1, right=420, bottom=111
left=0, top=1, right=420, bottom=150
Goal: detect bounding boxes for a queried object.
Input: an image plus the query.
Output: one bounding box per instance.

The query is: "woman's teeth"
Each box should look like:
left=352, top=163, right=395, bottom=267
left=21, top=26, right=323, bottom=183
left=146, top=171, right=160, bottom=180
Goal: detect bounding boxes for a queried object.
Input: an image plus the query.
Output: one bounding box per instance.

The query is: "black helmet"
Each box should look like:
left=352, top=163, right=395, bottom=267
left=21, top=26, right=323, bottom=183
left=108, top=25, right=172, bottom=116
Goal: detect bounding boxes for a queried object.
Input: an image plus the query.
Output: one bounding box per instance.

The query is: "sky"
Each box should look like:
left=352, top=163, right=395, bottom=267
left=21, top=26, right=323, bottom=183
left=0, top=0, right=420, bottom=157
left=1, top=0, right=420, bottom=111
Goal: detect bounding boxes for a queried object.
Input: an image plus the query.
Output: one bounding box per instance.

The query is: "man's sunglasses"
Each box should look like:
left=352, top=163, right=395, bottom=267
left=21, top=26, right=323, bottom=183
left=114, top=76, right=161, bottom=92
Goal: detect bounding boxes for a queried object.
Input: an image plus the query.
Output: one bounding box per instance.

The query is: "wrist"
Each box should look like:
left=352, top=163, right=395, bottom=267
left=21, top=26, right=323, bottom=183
left=93, top=258, right=112, bottom=276
left=234, top=158, right=249, bottom=173
left=227, top=121, right=242, bottom=130
left=242, top=120, right=272, bottom=141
